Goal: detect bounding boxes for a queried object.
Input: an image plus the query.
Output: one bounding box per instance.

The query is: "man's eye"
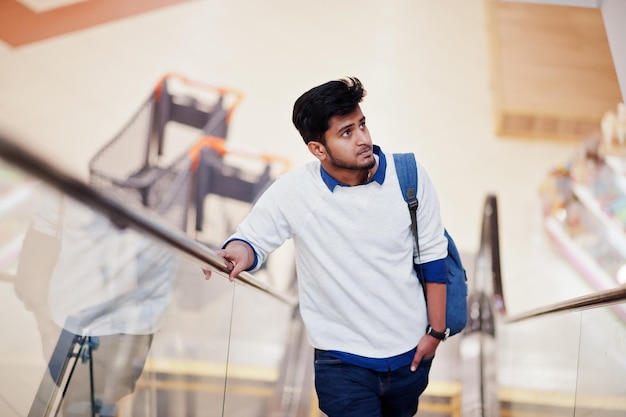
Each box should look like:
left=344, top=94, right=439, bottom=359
left=342, top=130, right=351, bottom=137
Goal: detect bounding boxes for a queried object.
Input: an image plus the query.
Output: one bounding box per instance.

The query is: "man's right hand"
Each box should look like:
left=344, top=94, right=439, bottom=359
left=215, top=240, right=255, bottom=282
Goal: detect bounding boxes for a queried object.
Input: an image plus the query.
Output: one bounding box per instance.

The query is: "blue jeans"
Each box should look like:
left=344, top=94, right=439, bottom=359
left=314, top=349, right=433, bottom=417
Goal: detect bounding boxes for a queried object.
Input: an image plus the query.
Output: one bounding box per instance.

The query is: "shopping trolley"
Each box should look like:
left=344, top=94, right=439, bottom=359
left=88, top=73, right=242, bottom=231
left=188, top=136, right=290, bottom=248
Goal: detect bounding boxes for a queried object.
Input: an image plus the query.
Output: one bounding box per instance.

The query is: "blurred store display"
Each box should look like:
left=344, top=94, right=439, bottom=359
left=541, top=103, right=626, bottom=321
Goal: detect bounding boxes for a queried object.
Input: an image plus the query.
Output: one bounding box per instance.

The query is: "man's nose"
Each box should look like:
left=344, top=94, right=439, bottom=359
left=355, top=129, right=370, bottom=144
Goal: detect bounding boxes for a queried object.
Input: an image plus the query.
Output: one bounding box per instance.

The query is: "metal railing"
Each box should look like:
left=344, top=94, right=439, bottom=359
left=473, top=192, right=626, bottom=417
left=476, top=192, right=626, bottom=324
left=0, top=135, right=297, bottom=307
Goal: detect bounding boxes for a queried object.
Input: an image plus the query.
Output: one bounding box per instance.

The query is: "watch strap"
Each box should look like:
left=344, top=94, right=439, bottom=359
left=426, top=325, right=450, bottom=341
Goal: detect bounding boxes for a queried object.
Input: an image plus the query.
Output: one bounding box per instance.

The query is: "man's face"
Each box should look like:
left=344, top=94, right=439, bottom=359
left=322, top=106, right=375, bottom=172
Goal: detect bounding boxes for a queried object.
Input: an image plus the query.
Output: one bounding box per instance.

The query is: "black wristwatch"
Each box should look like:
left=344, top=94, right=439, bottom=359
left=426, top=325, right=450, bottom=342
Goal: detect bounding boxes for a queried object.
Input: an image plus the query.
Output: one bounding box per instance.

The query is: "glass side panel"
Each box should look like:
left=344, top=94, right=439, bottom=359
left=223, top=281, right=294, bottom=416
left=0, top=159, right=237, bottom=417
left=496, top=304, right=626, bottom=417
left=0, top=155, right=301, bottom=417
left=0, top=163, right=48, bottom=416
left=123, top=257, right=235, bottom=417
left=577, top=303, right=626, bottom=416
left=497, top=313, right=581, bottom=415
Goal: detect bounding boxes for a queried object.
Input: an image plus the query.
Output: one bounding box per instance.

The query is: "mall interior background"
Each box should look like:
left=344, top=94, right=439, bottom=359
left=0, top=0, right=625, bottom=327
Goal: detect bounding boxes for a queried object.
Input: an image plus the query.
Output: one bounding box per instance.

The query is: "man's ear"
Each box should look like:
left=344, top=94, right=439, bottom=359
left=307, top=141, right=327, bottom=161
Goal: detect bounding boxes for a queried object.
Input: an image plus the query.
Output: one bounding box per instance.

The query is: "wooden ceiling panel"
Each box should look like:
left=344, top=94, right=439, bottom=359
left=488, top=1, right=623, bottom=140
left=0, top=0, right=188, bottom=47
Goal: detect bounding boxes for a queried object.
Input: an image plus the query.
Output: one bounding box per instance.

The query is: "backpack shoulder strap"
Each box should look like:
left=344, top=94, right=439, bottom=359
left=393, top=153, right=418, bottom=209
left=393, top=152, right=422, bottom=262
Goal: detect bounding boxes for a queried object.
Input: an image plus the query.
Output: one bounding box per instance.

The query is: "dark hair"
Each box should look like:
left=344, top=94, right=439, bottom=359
left=292, top=77, right=366, bottom=144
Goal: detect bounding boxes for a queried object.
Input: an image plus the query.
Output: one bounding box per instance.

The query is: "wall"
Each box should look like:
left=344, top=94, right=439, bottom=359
left=601, top=0, right=626, bottom=102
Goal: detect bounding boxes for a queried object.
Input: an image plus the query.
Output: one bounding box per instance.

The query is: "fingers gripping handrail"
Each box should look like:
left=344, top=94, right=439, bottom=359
left=0, top=135, right=297, bottom=306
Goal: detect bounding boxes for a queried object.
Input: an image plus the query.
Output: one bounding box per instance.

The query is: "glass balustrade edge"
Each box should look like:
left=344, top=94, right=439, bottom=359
left=0, top=135, right=297, bottom=306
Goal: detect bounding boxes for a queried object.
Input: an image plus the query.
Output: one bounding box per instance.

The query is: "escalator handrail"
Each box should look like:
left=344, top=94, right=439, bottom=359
left=0, top=135, right=298, bottom=306
left=480, top=194, right=626, bottom=323
left=479, top=194, right=505, bottom=314
left=504, top=284, right=626, bottom=323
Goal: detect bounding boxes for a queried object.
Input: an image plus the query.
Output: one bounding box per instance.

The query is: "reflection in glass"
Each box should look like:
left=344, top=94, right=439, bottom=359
left=14, top=188, right=178, bottom=416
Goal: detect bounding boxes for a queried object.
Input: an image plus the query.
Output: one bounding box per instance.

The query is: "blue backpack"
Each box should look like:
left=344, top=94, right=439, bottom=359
left=393, top=153, right=468, bottom=337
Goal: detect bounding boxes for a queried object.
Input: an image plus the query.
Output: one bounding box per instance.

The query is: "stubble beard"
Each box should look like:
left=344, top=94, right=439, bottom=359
left=326, top=146, right=376, bottom=172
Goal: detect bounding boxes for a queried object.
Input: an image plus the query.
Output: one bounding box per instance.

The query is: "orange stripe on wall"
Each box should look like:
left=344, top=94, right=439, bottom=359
left=0, top=0, right=188, bottom=47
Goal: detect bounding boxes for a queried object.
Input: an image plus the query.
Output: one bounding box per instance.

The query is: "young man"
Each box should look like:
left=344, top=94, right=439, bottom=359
left=213, top=77, right=448, bottom=417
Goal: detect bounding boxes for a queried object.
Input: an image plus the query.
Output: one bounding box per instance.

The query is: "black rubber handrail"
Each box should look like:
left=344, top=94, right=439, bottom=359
left=479, top=194, right=504, bottom=314
left=0, top=135, right=298, bottom=306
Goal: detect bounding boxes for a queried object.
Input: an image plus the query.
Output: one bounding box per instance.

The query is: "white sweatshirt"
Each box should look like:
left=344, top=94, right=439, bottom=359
left=228, top=147, right=447, bottom=358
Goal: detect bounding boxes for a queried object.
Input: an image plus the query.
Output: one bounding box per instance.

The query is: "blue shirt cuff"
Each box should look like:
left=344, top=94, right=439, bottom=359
left=416, top=258, right=447, bottom=283
left=222, top=238, right=259, bottom=271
